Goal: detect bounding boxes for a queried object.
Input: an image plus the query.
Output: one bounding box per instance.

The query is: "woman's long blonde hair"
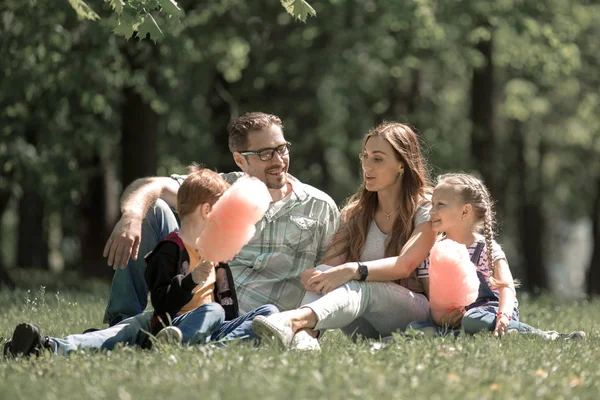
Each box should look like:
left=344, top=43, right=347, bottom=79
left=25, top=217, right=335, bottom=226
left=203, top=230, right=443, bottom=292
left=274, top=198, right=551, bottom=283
left=325, top=122, right=430, bottom=262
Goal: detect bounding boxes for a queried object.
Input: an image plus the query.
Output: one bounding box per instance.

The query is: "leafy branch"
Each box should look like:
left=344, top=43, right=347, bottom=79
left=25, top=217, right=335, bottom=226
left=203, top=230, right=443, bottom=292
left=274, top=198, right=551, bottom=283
left=66, top=0, right=316, bottom=42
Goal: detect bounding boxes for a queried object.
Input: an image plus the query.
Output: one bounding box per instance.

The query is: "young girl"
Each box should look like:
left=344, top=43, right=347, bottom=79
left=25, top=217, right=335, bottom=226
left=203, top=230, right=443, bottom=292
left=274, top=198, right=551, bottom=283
left=408, top=173, right=585, bottom=339
left=251, top=122, right=436, bottom=349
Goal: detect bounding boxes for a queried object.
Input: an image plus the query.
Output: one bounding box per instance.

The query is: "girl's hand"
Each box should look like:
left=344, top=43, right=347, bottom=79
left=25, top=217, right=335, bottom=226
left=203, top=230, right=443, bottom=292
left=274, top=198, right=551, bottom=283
left=493, top=313, right=510, bottom=337
left=307, top=264, right=355, bottom=294
left=301, top=269, right=323, bottom=291
left=192, top=259, right=214, bottom=285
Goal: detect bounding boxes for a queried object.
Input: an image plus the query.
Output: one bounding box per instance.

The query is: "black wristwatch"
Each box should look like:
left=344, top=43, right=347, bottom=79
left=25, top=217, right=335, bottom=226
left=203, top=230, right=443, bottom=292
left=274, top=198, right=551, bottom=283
left=357, top=262, right=368, bottom=281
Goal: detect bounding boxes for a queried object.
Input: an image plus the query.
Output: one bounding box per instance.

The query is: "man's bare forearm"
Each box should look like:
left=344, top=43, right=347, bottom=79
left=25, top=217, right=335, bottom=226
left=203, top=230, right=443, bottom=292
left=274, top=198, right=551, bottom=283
left=120, top=177, right=179, bottom=218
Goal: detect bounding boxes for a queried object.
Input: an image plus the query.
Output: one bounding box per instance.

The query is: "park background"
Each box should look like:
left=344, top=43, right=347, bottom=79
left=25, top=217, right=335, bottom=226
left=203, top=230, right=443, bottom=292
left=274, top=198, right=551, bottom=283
left=1, top=0, right=600, bottom=297
left=2, top=2, right=600, bottom=399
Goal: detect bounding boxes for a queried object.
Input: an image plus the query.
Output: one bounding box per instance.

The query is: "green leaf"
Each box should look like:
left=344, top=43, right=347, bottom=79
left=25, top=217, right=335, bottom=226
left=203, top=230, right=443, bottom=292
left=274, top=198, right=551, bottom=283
left=113, top=11, right=136, bottom=39
left=158, top=0, right=184, bottom=18
left=67, top=0, right=100, bottom=21
left=107, top=0, right=124, bottom=13
left=138, top=13, right=164, bottom=43
left=280, top=0, right=316, bottom=22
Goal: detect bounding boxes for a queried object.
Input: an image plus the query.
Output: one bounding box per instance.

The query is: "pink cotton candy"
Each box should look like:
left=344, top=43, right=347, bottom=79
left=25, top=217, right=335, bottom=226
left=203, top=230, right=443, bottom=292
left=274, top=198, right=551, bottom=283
left=428, top=239, right=480, bottom=322
left=196, top=176, right=271, bottom=263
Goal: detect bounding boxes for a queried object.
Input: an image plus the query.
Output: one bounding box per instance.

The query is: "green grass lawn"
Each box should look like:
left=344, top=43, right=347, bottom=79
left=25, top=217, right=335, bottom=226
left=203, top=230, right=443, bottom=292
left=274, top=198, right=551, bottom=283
left=0, top=273, right=598, bottom=400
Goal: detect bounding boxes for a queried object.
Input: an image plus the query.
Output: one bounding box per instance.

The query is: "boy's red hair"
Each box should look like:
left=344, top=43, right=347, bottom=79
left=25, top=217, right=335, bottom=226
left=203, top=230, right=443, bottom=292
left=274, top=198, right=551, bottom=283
left=177, top=164, right=230, bottom=218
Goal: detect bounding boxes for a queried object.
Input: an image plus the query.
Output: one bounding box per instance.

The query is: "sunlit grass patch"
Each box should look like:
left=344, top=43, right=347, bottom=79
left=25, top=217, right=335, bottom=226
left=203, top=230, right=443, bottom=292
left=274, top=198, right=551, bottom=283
left=0, top=282, right=598, bottom=399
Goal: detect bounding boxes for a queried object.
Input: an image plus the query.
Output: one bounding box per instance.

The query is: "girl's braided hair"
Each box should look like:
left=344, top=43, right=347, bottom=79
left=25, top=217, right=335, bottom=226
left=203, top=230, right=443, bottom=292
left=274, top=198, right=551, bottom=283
left=437, top=173, right=513, bottom=288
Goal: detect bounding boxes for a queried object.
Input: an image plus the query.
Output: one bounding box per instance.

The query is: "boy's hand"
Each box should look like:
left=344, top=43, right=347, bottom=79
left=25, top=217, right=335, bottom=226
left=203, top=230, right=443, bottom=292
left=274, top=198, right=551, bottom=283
left=192, top=259, right=214, bottom=284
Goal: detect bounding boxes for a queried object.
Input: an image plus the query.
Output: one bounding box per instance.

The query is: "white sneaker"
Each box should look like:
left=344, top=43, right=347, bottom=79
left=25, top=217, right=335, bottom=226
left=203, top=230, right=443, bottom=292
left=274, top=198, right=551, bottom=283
left=252, top=314, right=294, bottom=348
left=290, top=330, right=321, bottom=351
left=155, top=326, right=183, bottom=345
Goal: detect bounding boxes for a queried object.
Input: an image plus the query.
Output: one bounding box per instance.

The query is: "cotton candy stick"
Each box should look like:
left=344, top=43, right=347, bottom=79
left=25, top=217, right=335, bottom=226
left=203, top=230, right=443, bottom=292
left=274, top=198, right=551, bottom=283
left=196, top=176, right=271, bottom=263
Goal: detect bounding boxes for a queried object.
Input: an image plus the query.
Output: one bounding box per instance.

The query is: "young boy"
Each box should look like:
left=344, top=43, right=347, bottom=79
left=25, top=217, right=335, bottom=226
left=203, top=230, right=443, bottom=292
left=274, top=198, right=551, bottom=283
left=4, top=167, right=277, bottom=358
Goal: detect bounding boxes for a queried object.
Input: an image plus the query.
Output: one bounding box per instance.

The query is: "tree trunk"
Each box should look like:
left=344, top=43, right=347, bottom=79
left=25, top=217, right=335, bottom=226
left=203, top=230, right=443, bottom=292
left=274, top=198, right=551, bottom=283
left=513, top=120, right=548, bottom=292
left=16, top=190, right=48, bottom=269
left=0, top=189, right=15, bottom=288
left=121, top=42, right=159, bottom=189
left=16, top=127, right=48, bottom=270
left=586, top=176, right=600, bottom=295
left=80, top=153, right=119, bottom=280
left=470, top=27, right=497, bottom=199
left=209, top=73, right=237, bottom=173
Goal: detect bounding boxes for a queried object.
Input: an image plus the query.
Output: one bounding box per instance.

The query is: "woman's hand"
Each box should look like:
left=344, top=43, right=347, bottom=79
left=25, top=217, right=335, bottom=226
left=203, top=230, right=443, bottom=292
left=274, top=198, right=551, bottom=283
left=493, top=313, right=511, bottom=337
left=307, top=264, right=357, bottom=294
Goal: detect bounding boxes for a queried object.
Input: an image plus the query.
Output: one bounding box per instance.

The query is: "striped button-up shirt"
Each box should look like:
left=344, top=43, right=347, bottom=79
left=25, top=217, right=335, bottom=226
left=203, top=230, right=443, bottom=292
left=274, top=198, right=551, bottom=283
left=172, top=172, right=340, bottom=313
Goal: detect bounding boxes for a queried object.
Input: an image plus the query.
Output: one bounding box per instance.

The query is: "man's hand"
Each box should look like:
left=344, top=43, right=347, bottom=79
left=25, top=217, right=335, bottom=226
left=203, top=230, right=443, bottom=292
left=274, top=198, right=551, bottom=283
left=192, top=260, right=215, bottom=285
left=103, top=213, right=143, bottom=270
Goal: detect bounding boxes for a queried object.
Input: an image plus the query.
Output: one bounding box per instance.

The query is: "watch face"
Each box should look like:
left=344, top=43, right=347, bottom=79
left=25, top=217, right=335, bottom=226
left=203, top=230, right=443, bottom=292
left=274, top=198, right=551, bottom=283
left=359, top=264, right=368, bottom=280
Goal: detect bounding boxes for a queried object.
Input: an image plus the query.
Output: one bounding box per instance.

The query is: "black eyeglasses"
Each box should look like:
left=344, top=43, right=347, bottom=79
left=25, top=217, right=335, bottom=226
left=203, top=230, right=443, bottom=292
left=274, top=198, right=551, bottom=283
left=239, top=142, right=291, bottom=161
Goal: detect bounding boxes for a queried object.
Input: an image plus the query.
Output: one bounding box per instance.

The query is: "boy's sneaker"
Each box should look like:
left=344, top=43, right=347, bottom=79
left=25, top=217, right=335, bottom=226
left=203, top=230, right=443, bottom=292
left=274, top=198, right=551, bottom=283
left=558, top=331, right=586, bottom=340
left=543, top=330, right=586, bottom=341
left=3, top=323, right=54, bottom=358
left=252, top=314, right=294, bottom=348
left=290, top=330, right=320, bottom=351
left=155, top=326, right=183, bottom=345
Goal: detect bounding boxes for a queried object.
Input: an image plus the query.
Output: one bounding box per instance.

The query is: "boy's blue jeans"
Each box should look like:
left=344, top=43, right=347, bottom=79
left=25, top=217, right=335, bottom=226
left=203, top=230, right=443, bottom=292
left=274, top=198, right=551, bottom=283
left=51, top=303, right=277, bottom=355
left=104, top=199, right=179, bottom=325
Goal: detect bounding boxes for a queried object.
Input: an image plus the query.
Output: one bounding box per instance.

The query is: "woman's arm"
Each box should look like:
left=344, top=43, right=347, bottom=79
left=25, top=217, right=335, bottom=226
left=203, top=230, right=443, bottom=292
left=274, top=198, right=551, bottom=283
left=307, top=222, right=436, bottom=293
left=364, top=222, right=436, bottom=281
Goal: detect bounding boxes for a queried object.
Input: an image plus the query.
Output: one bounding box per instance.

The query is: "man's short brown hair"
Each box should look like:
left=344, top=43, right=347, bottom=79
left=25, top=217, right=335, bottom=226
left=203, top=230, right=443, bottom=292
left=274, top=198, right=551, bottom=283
left=177, top=164, right=230, bottom=218
left=228, top=112, right=283, bottom=153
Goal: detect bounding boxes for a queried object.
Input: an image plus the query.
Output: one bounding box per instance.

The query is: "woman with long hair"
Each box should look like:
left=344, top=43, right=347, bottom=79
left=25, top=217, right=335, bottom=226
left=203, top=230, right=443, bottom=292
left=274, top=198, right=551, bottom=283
left=252, top=122, right=436, bottom=349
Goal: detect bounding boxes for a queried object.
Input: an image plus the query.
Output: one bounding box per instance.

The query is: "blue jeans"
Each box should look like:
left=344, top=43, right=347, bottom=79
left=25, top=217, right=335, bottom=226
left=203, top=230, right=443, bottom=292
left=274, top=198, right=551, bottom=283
left=51, top=303, right=277, bottom=354
left=104, top=199, right=179, bottom=325
left=407, top=304, right=546, bottom=337
left=461, top=305, right=544, bottom=336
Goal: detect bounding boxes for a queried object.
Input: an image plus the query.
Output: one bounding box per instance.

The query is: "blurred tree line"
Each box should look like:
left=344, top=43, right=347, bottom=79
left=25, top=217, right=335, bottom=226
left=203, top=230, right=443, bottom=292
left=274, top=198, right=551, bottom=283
left=1, top=0, right=599, bottom=295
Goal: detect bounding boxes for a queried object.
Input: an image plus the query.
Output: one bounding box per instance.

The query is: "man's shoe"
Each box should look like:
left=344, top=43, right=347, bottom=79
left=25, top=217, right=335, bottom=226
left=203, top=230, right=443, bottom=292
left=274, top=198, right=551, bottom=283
left=290, top=330, right=320, bottom=351
left=155, top=326, right=183, bottom=345
left=252, top=314, right=294, bottom=348
left=3, top=323, right=54, bottom=358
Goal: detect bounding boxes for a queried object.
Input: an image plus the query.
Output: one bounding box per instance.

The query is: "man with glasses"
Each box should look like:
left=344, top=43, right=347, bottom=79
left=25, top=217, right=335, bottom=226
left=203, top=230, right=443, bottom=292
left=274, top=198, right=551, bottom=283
left=102, top=112, right=339, bottom=349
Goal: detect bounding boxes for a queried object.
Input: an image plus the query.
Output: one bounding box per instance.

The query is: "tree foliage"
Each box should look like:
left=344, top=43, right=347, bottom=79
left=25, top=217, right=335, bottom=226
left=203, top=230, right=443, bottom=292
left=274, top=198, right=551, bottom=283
left=1, top=0, right=599, bottom=293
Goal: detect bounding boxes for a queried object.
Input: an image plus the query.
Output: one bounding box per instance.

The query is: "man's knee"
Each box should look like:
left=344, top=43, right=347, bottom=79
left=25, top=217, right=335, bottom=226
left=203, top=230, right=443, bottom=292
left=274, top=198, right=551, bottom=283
left=254, top=304, right=279, bottom=316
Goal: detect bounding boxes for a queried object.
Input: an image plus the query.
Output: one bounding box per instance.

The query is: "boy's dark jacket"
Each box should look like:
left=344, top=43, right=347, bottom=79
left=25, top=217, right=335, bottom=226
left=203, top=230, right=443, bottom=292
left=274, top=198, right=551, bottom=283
left=144, top=232, right=239, bottom=335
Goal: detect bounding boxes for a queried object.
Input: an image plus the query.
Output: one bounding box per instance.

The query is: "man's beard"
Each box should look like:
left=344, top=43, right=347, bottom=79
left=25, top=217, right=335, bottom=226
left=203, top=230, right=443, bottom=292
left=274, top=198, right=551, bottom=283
left=265, top=168, right=287, bottom=189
